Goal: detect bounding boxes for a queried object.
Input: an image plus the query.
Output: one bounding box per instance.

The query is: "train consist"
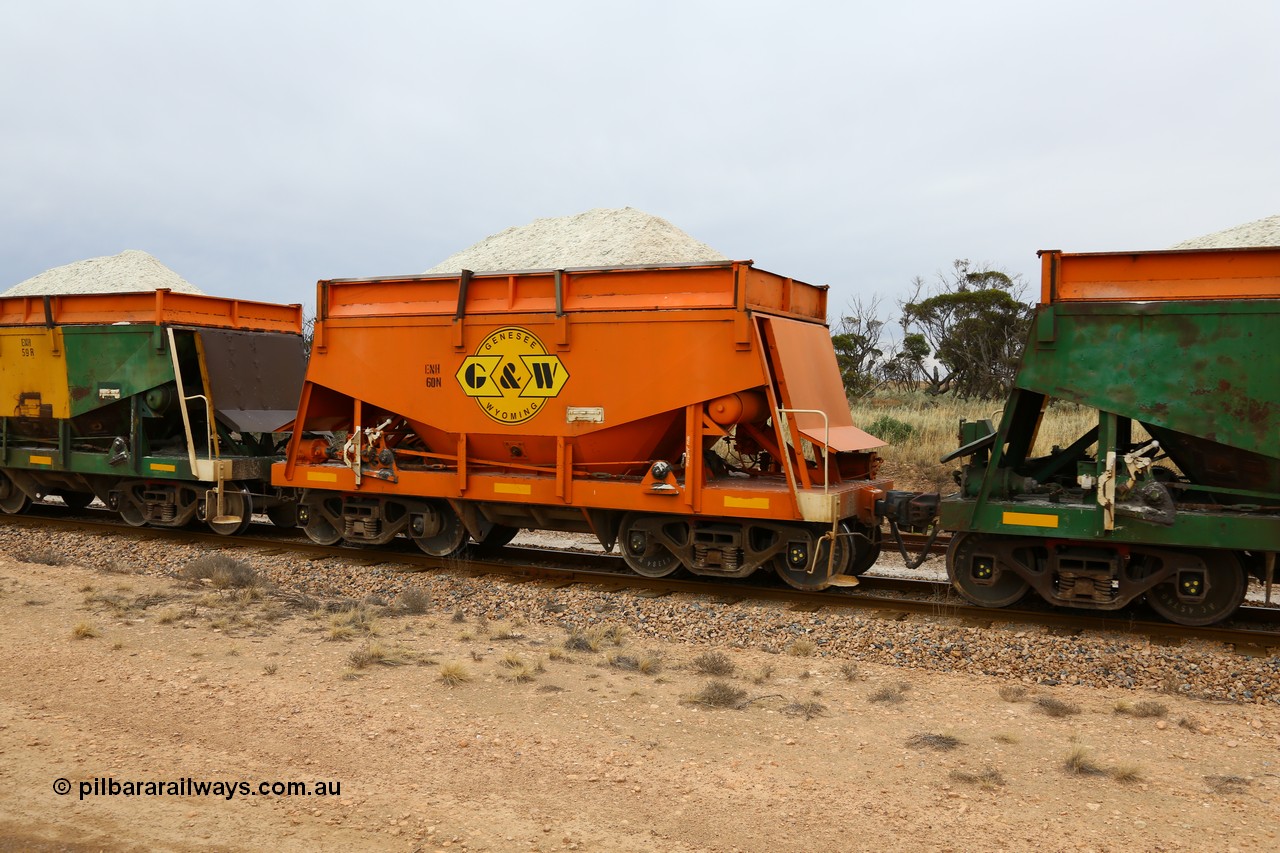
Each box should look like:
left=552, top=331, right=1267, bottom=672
left=0, top=289, right=306, bottom=533
left=2, top=247, right=1274, bottom=625
left=940, top=248, right=1279, bottom=625
left=274, top=261, right=921, bottom=590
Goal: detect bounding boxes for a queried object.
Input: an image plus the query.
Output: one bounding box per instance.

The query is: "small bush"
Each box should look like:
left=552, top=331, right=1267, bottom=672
left=782, top=701, right=827, bottom=720
left=1034, top=696, right=1080, bottom=718
left=906, top=733, right=962, bottom=751
left=1114, top=700, right=1167, bottom=719
left=998, top=685, right=1028, bottom=703
left=1205, top=775, right=1251, bottom=794
left=688, top=680, right=747, bottom=709
left=262, top=664, right=278, bottom=676
left=838, top=662, right=860, bottom=682
left=868, top=683, right=908, bottom=704
left=348, top=642, right=399, bottom=670
left=181, top=555, right=263, bottom=590
left=865, top=415, right=915, bottom=446
left=951, top=768, right=1005, bottom=788
left=752, top=664, right=776, bottom=685
left=27, top=550, right=68, bottom=566
left=396, top=588, right=430, bottom=615
left=692, top=651, right=736, bottom=677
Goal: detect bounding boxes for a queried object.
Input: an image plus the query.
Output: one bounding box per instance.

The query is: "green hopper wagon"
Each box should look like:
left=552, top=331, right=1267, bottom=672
left=940, top=247, right=1279, bottom=625
left=0, top=289, right=306, bottom=534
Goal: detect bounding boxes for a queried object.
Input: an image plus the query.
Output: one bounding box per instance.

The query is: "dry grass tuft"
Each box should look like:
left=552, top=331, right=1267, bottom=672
left=1063, top=746, right=1106, bottom=776
left=155, top=606, right=183, bottom=625
left=71, top=621, right=99, bottom=639
left=692, top=651, right=736, bottom=677
left=687, top=680, right=748, bottom=709
left=262, top=663, right=278, bottom=676
left=348, top=642, right=405, bottom=670
left=325, top=606, right=379, bottom=641
left=998, top=685, right=1028, bottom=703
left=838, top=662, right=860, bottom=682
left=607, top=652, right=661, bottom=675
left=1109, top=764, right=1144, bottom=783
left=27, top=549, right=68, bottom=566
left=950, top=768, right=1005, bottom=788
left=782, top=700, right=827, bottom=720
left=1034, top=696, right=1080, bottom=717
left=993, top=732, right=1019, bottom=744
left=907, top=733, right=962, bottom=751
left=1178, top=716, right=1204, bottom=733
left=438, top=661, right=472, bottom=687
left=1114, top=700, right=1168, bottom=719
left=785, top=638, right=816, bottom=657
left=751, top=664, right=776, bottom=685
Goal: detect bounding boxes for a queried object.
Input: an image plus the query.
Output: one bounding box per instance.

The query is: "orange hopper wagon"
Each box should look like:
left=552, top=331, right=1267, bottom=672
left=274, top=261, right=894, bottom=589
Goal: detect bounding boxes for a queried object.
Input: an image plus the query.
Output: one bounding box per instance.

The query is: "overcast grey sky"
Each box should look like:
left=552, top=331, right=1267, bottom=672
left=2, top=1, right=1277, bottom=314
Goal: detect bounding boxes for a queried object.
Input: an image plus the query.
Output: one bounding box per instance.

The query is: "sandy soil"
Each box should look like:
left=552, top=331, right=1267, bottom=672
left=1, top=551, right=1278, bottom=853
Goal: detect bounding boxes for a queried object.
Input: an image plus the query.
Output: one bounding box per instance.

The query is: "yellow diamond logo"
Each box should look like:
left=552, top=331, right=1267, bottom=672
left=455, top=327, right=568, bottom=424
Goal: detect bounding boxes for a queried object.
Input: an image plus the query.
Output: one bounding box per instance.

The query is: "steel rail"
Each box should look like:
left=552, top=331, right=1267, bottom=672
left=3, top=509, right=1278, bottom=654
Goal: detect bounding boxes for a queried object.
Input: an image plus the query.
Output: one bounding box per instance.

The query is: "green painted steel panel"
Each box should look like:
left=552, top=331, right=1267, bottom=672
left=62, top=326, right=177, bottom=418
left=1016, top=300, right=1278, bottom=460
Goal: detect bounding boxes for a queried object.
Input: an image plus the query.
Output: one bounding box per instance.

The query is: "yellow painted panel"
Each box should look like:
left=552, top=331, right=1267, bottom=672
left=1002, top=511, right=1059, bottom=529
left=307, top=471, right=339, bottom=483
left=494, top=482, right=533, bottom=495
left=149, top=463, right=177, bottom=472
left=724, top=496, right=770, bottom=510
left=0, top=329, right=70, bottom=418
left=29, top=455, right=53, bottom=466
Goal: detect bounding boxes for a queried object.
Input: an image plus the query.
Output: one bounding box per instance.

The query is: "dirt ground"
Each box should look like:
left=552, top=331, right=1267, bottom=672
left=1, top=551, right=1278, bottom=853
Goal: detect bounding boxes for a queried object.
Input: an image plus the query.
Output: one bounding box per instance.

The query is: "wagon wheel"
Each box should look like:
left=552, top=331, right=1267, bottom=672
left=846, top=521, right=883, bottom=577
left=411, top=504, right=468, bottom=557
left=946, top=531, right=1030, bottom=608
left=619, top=513, right=682, bottom=578
left=57, top=491, right=95, bottom=512
left=469, top=524, right=519, bottom=555
left=1145, top=550, right=1247, bottom=627
left=773, top=525, right=853, bottom=591
left=302, top=504, right=343, bottom=545
left=208, top=483, right=253, bottom=536
left=0, top=473, right=31, bottom=515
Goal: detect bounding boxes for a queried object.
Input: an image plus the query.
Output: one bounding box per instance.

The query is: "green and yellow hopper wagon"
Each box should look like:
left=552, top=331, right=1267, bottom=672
left=940, top=247, right=1279, bottom=625
left=0, top=289, right=306, bottom=534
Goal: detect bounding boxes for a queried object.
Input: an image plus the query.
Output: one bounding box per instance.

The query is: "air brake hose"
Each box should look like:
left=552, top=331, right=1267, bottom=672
left=887, top=518, right=945, bottom=570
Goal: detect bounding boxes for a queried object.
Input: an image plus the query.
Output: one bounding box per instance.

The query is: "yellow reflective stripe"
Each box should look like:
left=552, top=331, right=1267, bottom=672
left=1002, top=511, right=1059, bottom=529
left=149, top=463, right=177, bottom=472
left=724, top=496, right=770, bottom=510
left=494, top=482, right=532, bottom=495
left=306, top=471, right=339, bottom=482
left=29, top=455, right=53, bottom=466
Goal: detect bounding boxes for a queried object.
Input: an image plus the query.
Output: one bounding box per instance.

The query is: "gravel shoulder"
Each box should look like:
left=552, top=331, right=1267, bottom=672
left=1, top=525, right=1278, bottom=852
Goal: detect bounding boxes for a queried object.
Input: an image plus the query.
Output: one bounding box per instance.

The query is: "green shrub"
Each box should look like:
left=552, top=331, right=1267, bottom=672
left=865, top=415, right=915, bottom=445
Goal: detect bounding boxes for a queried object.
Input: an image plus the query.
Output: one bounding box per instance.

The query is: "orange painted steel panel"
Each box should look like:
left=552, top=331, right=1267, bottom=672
left=1040, top=247, right=1280, bottom=304
left=0, top=289, right=303, bottom=333
left=320, top=261, right=828, bottom=322
left=761, top=316, right=884, bottom=452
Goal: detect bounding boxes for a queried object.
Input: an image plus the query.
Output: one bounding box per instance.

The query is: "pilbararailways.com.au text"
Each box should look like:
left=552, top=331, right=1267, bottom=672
left=54, top=777, right=341, bottom=801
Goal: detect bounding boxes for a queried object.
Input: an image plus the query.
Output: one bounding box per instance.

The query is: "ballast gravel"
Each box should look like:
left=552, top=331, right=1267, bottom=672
left=3, top=522, right=1277, bottom=706
left=2, top=249, right=205, bottom=297
left=426, top=207, right=727, bottom=273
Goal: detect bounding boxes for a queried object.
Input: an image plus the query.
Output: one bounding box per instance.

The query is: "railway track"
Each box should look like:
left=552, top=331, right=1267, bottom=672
left=3, top=507, right=1279, bottom=655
